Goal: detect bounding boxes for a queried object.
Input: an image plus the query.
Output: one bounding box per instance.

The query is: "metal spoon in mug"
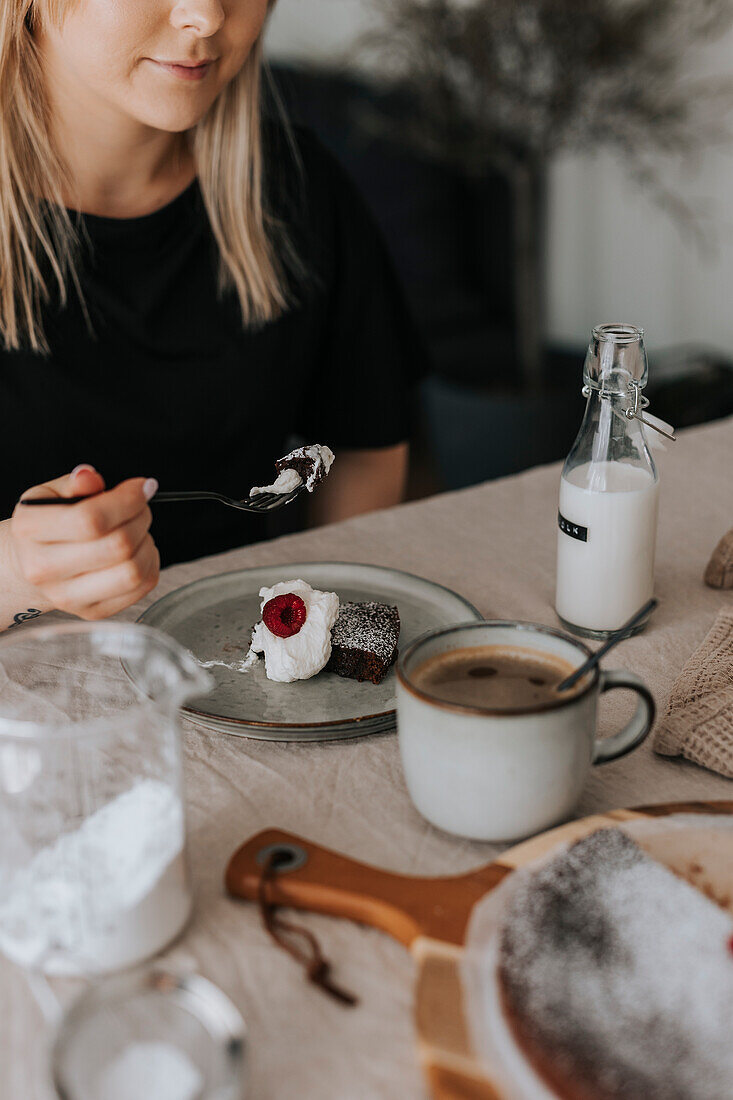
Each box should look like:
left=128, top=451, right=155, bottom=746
left=557, top=597, right=659, bottom=692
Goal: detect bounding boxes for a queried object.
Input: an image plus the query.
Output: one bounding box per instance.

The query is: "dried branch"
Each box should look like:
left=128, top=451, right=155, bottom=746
left=357, top=0, right=733, bottom=238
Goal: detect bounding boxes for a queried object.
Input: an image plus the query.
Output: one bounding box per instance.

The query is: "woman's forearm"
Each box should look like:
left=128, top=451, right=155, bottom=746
left=308, top=443, right=409, bottom=527
left=0, top=519, right=52, bottom=631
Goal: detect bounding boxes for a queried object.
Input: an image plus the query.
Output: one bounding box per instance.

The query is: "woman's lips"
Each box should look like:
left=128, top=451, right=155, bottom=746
left=152, top=60, right=214, bottom=82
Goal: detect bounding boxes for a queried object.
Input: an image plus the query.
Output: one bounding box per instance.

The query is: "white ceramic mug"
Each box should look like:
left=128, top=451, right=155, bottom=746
left=396, top=621, right=655, bottom=842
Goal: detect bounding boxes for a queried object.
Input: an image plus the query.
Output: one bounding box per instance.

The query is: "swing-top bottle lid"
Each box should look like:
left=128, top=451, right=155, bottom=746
left=584, top=323, right=648, bottom=393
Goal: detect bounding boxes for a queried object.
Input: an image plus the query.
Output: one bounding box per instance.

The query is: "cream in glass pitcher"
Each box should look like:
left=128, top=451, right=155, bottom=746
left=555, top=324, right=663, bottom=639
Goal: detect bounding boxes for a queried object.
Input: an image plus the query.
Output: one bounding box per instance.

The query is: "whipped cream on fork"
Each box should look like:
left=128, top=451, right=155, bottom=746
left=249, top=444, right=335, bottom=497
left=249, top=469, right=302, bottom=497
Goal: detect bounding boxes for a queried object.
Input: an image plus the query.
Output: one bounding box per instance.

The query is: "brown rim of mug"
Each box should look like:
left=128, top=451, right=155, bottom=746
left=397, top=620, right=601, bottom=718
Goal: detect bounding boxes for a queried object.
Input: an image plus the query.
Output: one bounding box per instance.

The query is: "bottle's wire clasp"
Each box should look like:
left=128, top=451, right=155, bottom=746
left=582, top=381, right=676, bottom=442
left=625, top=382, right=676, bottom=442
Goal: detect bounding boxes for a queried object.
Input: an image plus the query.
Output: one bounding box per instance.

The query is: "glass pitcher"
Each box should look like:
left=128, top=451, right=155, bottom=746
left=0, top=622, right=212, bottom=976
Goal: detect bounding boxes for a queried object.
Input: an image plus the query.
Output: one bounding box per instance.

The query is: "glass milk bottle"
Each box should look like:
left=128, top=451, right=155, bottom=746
left=555, top=324, right=660, bottom=638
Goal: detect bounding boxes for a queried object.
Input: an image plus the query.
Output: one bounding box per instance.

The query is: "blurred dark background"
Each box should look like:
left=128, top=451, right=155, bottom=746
left=265, top=31, right=733, bottom=495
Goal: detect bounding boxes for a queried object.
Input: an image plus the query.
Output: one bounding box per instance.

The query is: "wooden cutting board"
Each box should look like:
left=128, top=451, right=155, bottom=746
left=225, top=801, right=733, bottom=1100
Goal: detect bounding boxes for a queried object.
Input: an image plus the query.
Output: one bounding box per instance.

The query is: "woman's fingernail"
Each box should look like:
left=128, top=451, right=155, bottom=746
left=143, top=478, right=159, bottom=501
left=71, top=464, right=96, bottom=478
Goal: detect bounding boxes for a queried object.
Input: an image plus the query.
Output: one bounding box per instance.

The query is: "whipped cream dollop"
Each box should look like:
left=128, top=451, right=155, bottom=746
left=249, top=444, right=335, bottom=497
left=247, top=580, right=339, bottom=683
left=250, top=469, right=302, bottom=497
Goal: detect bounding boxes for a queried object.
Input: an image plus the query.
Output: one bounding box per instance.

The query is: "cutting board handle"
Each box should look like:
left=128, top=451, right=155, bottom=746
left=225, top=828, right=509, bottom=947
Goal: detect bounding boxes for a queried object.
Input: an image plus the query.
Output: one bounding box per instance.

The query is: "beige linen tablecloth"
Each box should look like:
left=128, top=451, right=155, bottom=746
left=5, top=417, right=733, bottom=1100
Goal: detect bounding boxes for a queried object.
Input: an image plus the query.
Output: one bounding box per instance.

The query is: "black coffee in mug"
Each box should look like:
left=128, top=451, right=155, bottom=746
left=411, top=644, right=581, bottom=711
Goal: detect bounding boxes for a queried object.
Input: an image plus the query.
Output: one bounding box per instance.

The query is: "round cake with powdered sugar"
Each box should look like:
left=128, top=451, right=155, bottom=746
left=498, top=828, right=733, bottom=1100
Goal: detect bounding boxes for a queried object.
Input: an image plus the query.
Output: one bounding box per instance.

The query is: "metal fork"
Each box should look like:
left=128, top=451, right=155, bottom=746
left=20, top=485, right=306, bottom=515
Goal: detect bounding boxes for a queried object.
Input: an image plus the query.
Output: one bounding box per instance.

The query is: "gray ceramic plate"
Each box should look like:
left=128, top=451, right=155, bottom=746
left=137, top=562, right=481, bottom=741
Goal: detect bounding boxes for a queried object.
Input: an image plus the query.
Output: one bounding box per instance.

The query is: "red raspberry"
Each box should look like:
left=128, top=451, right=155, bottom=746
left=262, top=593, right=308, bottom=639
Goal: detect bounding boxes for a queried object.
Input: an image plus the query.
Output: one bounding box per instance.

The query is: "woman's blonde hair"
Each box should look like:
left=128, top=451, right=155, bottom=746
left=0, top=0, right=289, bottom=352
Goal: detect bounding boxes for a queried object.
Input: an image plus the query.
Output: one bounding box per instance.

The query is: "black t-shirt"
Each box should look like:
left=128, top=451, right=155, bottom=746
left=1, top=126, right=420, bottom=565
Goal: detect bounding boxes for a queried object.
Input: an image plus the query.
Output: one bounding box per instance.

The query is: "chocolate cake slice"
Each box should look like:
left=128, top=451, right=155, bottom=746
left=498, top=828, right=733, bottom=1100
left=275, top=445, right=334, bottom=493
left=326, top=601, right=400, bottom=685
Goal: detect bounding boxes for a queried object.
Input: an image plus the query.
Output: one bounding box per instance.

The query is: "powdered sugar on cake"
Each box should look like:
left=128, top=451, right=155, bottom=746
left=330, top=602, right=398, bottom=665
left=246, top=579, right=339, bottom=683
left=498, top=828, right=733, bottom=1099
left=249, top=445, right=335, bottom=497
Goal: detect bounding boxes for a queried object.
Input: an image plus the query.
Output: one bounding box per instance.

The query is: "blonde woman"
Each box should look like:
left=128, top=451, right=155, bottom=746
left=0, top=1, right=416, bottom=630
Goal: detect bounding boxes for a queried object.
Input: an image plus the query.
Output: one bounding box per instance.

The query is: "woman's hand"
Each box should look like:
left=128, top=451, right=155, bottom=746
left=7, top=465, right=160, bottom=622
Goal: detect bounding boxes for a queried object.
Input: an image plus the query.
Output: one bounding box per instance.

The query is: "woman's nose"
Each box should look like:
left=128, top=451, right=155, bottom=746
left=169, top=0, right=225, bottom=37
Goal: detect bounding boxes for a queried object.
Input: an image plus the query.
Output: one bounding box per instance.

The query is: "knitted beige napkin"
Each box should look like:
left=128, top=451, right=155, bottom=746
left=654, top=609, right=733, bottom=778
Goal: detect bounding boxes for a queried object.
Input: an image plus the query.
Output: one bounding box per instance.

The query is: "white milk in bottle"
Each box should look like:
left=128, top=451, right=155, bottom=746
left=555, top=324, right=660, bottom=638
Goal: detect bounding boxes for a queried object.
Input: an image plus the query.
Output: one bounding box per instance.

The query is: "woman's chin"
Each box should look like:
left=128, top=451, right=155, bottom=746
left=123, top=65, right=226, bottom=132
left=128, top=96, right=218, bottom=134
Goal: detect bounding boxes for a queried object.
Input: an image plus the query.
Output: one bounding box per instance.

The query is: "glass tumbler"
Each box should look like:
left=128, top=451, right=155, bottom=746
left=52, top=967, right=246, bottom=1100
left=0, top=622, right=212, bottom=976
